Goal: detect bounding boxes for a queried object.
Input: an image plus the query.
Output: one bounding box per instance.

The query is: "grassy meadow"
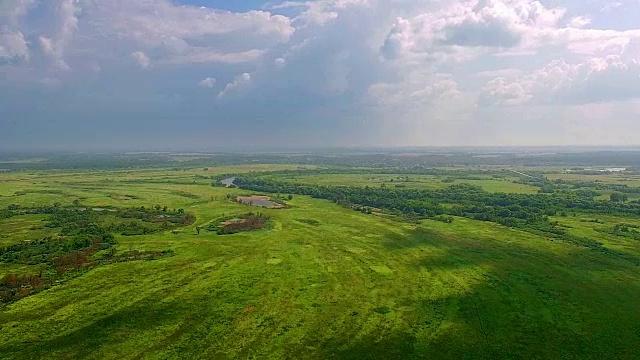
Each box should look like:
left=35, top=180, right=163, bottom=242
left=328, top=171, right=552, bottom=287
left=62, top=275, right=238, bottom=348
left=1, top=165, right=640, bottom=359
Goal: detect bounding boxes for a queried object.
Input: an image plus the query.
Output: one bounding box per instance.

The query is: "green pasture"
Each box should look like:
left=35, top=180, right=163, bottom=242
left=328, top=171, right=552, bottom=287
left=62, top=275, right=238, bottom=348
left=0, top=167, right=639, bottom=359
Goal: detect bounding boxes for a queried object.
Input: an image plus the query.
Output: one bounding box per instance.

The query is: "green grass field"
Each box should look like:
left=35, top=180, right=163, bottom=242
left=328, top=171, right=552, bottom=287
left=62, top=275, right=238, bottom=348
left=1, top=166, right=640, bottom=359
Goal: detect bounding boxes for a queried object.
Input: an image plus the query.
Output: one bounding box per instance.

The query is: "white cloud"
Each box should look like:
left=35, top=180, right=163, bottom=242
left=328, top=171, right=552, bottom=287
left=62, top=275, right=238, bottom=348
left=380, top=17, right=415, bottom=59
left=478, top=76, right=533, bottom=106
left=198, top=77, right=216, bottom=88
left=274, top=57, right=286, bottom=67
left=381, top=0, right=568, bottom=56
left=131, top=51, right=151, bottom=69
left=480, top=54, right=640, bottom=106
left=37, top=0, right=80, bottom=70
left=217, top=72, right=252, bottom=98
left=0, top=31, right=29, bottom=61
left=80, top=1, right=294, bottom=66
left=0, top=0, right=34, bottom=62
left=568, top=16, right=591, bottom=29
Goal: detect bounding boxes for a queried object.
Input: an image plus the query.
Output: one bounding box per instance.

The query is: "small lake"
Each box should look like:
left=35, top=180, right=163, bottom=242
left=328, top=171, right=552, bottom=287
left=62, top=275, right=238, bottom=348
left=221, top=177, right=235, bottom=187
left=237, top=196, right=284, bottom=209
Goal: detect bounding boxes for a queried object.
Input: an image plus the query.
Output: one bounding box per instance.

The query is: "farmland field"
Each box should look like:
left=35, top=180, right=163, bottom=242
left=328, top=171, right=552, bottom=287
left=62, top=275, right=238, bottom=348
left=1, top=162, right=640, bottom=359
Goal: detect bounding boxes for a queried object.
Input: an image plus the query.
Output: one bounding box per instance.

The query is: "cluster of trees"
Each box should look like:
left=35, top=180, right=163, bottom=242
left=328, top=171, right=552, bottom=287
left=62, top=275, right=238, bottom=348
left=540, top=178, right=640, bottom=195
left=606, top=223, right=640, bottom=241
left=1, top=203, right=67, bottom=220
left=116, top=206, right=195, bottom=227
left=3, top=210, right=116, bottom=268
left=207, top=212, right=271, bottom=235
left=0, top=274, right=46, bottom=304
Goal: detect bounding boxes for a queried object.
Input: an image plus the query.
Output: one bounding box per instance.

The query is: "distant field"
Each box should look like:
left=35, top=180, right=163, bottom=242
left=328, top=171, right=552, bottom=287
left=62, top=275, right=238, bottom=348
left=1, top=166, right=640, bottom=359
left=0, top=215, right=53, bottom=248
left=263, top=173, right=541, bottom=194
left=546, top=172, right=640, bottom=186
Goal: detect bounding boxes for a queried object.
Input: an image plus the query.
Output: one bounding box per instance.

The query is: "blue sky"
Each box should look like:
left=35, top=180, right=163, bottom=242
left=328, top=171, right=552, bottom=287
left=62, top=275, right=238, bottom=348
left=1, top=0, right=640, bottom=150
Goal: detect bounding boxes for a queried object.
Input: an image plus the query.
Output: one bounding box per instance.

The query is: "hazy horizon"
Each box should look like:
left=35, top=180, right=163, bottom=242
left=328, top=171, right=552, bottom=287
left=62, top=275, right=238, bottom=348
left=2, top=0, right=640, bottom=149
left=5, top=145, right=640, bottom=156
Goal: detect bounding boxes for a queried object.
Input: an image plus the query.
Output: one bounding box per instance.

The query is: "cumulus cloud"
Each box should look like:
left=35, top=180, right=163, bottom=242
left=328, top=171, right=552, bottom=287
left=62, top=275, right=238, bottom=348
left=131, top=51, right=151, bottom=69
left=198, top=77, right=216, bottom=88
left=0, top=31, right=29, bottom=61
left=479, top=55, right=640, bottom=106
left=80, top=0, right=294, bottom=66
left=381, top=0, right=568, bottom=60
left=217, top=73, right=252, bottom=98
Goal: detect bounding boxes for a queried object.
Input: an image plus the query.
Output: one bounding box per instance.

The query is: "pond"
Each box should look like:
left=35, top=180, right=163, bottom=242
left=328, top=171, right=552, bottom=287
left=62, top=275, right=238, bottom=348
left=237, top=196, right=284, bottom=209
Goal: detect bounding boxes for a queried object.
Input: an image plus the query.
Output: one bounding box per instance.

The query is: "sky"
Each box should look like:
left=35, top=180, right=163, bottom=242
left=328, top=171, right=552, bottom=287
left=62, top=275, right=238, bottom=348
left=1, top=0, right=640, bottom=150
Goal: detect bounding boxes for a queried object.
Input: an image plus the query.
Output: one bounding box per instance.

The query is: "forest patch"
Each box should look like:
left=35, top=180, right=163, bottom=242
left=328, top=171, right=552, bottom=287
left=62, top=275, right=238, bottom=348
left=207, top=212, right=272, bottom=235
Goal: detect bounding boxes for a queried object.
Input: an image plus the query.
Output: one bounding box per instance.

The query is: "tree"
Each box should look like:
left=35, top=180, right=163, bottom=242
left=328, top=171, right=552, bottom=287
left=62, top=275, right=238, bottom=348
left=610, top=192, right=628, bottom=203
left=196, top=226, right=202, bottom=235
left=287, top=194, right=293, bottom=201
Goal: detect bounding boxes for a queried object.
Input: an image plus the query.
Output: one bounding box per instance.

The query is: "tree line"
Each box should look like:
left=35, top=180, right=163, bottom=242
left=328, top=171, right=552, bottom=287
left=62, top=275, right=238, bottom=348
left=230, top=176, right=640, bottom=229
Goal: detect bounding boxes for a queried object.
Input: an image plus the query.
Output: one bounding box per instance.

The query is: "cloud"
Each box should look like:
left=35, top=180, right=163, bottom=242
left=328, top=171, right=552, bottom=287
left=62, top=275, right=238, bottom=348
left=479, top=55, right=640, bottom=106
left=131, top=51, right=151, bottom=69
left=0, top=0, right=35, bottom=25
left=0, top=31, right=29, bottom=61
left=79, top=1, right=294, bottom=66
left=198, top=77, right=216, bottom=88
left=38, top=0, right=80, bottom=70
left=271, top=0, right=370, bottom=27
left=568, top=16, right=591, bottom=29
left=381, top=0, right=568, bottom=60
left=3, top=0, right=640, bottom=148
left=217, top=72, right=252, bottom=98
left=1, top=0, right=296, bottom=80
